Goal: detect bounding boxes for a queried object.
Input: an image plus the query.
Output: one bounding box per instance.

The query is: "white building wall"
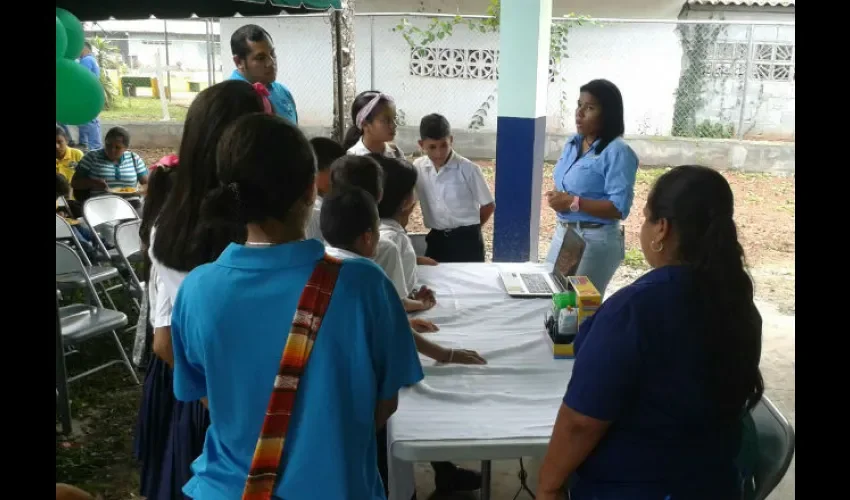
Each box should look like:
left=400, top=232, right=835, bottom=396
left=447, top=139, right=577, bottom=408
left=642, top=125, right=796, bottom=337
left=356, top=0, right=687, bottom=19
left=126, top=35, right=211, bottom=71
left=358, top=16, right=502, bottom=131
left=221, top=15, right=792, bottom=139
left=682, top=9, right=795, bottom=140
left=557, top=22, right=682, bottom=136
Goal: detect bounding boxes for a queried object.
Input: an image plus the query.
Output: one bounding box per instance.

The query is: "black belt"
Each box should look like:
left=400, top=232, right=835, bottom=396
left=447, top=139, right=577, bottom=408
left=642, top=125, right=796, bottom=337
left=429, top=224, right=481, bottom=236
left=559, top=220, right=606, bottom=229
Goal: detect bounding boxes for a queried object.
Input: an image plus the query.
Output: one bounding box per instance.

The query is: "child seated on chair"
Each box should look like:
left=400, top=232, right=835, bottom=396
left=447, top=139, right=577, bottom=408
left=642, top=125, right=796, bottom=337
left=56, top=125, right=83, bottom=193
left=329, top=155, right=436, bottom=313
left=56, top=173, right=96, bottom=260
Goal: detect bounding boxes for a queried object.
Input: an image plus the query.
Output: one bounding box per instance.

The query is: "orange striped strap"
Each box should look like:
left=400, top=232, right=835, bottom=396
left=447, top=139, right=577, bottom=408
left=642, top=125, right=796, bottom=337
left=242, top=255, right=342, bottom=500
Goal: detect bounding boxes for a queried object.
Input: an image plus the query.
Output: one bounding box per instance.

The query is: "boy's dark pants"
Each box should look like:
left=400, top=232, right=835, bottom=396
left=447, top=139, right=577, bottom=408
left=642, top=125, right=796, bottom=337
left=425, top=224, right=485, bottom=263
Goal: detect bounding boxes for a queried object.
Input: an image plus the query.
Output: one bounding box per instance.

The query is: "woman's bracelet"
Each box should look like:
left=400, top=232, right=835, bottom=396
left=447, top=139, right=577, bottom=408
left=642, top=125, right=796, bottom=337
left=447, top=349, right=455, bottom=363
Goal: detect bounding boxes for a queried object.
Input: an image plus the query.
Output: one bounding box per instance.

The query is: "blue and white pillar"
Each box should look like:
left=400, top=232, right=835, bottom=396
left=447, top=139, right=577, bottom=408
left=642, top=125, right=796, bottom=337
left=492, top=0, right=552, bottom=262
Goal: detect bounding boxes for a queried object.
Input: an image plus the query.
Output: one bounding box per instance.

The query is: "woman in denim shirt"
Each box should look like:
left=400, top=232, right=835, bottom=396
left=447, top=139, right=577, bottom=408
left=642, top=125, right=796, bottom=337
left=545, top=79, right=638, bottom=295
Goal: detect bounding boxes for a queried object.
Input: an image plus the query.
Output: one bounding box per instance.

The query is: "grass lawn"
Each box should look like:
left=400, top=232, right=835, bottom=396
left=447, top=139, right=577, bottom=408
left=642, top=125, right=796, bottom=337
left=100, top=97, right=188, bottom=122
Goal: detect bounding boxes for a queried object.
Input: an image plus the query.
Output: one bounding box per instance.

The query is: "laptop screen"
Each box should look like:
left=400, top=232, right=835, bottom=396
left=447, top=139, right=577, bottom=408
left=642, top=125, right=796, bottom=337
left=553, top=227, right=586, bottom=279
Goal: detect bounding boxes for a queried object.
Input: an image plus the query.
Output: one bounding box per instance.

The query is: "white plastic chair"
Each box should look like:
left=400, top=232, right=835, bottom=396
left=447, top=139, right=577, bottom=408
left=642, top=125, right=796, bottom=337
left=114, top=220, right=145, bottom=300
left=82, top=195, right=139, bottom=265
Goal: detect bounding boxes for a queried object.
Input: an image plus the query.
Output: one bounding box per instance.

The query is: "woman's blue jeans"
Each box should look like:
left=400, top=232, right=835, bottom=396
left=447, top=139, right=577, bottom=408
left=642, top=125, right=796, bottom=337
left=546, top=221, right=624, bottom=297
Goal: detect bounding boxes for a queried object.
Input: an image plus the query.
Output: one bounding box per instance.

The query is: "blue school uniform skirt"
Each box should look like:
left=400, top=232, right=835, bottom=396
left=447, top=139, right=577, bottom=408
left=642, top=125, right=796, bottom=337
left=134, top=353, right=210, bottom=499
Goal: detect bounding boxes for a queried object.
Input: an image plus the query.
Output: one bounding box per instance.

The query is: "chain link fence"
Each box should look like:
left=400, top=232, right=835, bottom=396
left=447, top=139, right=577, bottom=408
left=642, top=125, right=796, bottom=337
left=85, top=15, right=795, bottom=142
left=84, top=19, right=223, bottom=116
left=359, top=14, right=795, bottom=141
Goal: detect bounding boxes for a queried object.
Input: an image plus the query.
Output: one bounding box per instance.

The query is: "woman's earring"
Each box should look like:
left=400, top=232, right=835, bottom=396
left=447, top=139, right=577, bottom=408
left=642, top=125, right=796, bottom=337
left=650, top=240, right=664, bottom=253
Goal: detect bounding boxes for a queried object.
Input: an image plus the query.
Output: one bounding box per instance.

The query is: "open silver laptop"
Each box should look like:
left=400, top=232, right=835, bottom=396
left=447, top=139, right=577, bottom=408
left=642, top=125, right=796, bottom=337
left=499, top=226, right=586, bottom=297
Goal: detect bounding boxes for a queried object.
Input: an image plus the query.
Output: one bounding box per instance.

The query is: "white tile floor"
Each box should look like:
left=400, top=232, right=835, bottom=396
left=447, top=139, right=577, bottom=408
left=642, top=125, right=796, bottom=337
left=411, top=300, right=796, bottom=500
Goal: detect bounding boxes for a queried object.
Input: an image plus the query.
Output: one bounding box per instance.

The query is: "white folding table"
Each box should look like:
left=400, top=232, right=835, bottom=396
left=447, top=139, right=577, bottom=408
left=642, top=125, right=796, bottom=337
left=387, top=263, right=575, bottom=500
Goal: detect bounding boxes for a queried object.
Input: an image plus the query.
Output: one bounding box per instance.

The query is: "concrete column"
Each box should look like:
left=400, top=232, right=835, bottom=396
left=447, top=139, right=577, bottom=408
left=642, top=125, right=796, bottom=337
left=492, top=0, right=552, bottom=262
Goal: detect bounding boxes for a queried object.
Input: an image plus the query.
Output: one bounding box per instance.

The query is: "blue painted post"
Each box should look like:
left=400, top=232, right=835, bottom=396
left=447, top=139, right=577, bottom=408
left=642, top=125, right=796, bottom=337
left=492, top=0, right=552, bottom=262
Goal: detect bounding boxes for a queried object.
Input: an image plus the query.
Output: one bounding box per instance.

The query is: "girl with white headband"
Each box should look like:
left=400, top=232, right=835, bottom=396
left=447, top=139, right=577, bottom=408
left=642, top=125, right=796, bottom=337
left=344, top=90, right=404, bottom=159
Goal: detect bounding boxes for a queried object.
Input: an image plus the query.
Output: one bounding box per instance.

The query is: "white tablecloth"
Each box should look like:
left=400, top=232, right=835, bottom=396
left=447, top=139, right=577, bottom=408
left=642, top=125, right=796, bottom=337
left=387, top=263, right=574, bottom=500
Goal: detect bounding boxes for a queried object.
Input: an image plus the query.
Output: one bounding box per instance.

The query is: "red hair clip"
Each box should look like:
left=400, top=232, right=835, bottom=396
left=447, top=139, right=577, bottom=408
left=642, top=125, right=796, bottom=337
left=149, top=153, right=179, bottom=174
left=252, top=82, right=274, bottom=116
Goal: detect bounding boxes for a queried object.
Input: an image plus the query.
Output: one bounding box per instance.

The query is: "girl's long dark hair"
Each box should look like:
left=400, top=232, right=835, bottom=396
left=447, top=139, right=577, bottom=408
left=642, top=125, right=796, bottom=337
left=579, top=79, right=625, bottom=155
left=201, top=113, right=316, bottom=231
left=342, top=90, right=392, bottom=150
left=152, top=80, right=265, bottom=272
left=647, top=165, right=764, bottom=421
left=140, top=166, right=176, bottom=281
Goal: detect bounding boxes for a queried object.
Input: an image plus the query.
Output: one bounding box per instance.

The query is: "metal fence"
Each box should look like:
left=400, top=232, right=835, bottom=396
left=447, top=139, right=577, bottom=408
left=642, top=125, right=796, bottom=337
left=87, top=14, right=795, bottom=142
left=84, top=18, right=223, bottom=107
left=355, top=14, right=795, bottom=141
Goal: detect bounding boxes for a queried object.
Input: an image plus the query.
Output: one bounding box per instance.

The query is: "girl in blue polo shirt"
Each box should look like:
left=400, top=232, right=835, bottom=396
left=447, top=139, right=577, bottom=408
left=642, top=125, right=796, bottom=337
left=170, top=113, right=423, bottom=500
left=135, top=79, right=271, bottom=500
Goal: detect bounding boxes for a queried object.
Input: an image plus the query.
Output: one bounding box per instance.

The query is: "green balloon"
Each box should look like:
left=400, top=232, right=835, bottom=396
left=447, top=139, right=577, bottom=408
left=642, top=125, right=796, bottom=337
left=56, top=58, right=104, bottom=125
left=56, top=17, right=68, bottom=59
left=56, top=8, right=85, bottom=60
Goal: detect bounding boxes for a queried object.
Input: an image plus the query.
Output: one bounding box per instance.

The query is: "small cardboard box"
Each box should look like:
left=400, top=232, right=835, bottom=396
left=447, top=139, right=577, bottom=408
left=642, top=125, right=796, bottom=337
left=544, top=309, right=578, bottom=360
left=544, top=332, right=576, bottom=359
left=567, top=276, right=602, bottom=324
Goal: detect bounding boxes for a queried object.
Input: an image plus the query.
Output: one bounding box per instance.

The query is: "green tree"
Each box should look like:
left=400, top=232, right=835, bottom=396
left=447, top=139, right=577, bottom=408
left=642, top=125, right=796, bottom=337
left=90, top=36, right=123, bottom=110
left=671, top=24, right=724, bottom=137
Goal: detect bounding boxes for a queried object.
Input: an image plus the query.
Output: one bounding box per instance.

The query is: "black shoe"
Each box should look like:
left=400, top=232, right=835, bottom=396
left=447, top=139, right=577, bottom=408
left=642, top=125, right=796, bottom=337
left=432, top=462, right=482, bottom=493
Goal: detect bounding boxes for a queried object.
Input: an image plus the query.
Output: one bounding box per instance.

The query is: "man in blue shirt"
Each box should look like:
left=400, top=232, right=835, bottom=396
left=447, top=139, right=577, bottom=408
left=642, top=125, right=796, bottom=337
left=228, top=24, right=298, bottom=124
left=77, top=42, right=103, bottom=151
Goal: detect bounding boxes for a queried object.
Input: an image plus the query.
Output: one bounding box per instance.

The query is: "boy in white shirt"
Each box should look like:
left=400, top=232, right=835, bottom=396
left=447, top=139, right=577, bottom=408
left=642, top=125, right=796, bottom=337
left=330, top=155, right=435, bottom=313
left=322, top=187, right=485, bottom=367
left=414, top=113, right=495, bottom=263
left=367, top=153, right=422, bottom=293
left=305, top=137, right=345, bottom=242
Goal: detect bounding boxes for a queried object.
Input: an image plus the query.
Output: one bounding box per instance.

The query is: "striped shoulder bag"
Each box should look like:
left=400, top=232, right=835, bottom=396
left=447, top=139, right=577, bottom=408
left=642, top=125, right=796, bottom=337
left=242, top=255, right=343, bottom=500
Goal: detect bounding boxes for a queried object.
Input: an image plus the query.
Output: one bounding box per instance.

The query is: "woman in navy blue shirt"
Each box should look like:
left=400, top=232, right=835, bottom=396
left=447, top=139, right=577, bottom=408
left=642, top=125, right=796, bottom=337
left=545, top=79, right=638, bottom=296
left=537, top=165, right=764, bottom=500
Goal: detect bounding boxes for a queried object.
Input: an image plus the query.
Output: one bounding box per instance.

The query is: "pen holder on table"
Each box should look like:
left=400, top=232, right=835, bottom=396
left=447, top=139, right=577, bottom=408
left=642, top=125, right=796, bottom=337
left=544, top=310, right=577, bottom=359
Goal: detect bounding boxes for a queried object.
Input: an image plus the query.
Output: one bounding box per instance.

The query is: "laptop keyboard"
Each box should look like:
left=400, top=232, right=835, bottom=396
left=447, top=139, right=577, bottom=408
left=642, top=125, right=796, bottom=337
left=521, top=273, right=552, bottom=294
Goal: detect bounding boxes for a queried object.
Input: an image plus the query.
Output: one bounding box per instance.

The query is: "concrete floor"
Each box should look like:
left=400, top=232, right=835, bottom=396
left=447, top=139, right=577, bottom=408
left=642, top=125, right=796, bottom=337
left=410, top=300, right=796, bottom=500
